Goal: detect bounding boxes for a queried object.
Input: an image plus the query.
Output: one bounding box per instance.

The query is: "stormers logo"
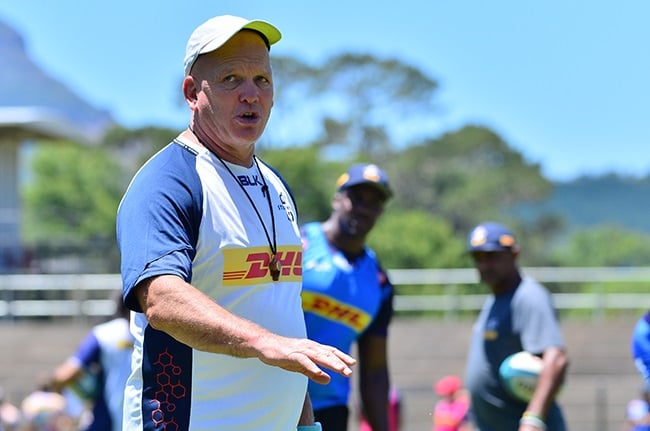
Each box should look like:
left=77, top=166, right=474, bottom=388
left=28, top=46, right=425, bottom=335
left=301, top=291, right=371, bottom=332
left=222, top=246, right=302, bottom=285
left=277, top=192, right=295, bottom=222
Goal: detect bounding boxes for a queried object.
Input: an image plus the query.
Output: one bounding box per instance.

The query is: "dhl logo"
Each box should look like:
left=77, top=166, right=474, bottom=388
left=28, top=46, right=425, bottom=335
left=117, top=340, right=134, bottom=350
left=302, top=291, right=371, bottom=332
left=484, top=329, right=498, bottom=341
left=222, top=246, right=302, bottom=285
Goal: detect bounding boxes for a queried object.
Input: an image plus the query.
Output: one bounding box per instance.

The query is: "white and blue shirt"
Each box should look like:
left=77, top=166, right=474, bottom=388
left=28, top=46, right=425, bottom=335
left=116, top=135, right=305, bottom=431
left=71, top=317, right=133, bottom=431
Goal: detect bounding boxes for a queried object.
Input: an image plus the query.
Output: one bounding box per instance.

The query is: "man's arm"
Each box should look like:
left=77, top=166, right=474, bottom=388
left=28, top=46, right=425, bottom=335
left=358, top=333, right=390, bottom=431
left=522, top=346, right=569, bottom=426
left=48, top=331, right=100, bottom=391
left=49, top=359, right=84, bottom=391
left=136, top=274, right=356, bottom=383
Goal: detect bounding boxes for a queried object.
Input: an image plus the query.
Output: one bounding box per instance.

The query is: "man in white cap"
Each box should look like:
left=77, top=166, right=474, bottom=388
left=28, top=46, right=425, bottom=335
left=116, top=15, right=355, bottom=431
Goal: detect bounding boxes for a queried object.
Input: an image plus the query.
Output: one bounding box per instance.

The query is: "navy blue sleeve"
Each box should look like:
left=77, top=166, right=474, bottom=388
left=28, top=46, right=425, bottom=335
left=116, top=143, right=203, bottom=312
left=73, top=331, right=101, bottom=367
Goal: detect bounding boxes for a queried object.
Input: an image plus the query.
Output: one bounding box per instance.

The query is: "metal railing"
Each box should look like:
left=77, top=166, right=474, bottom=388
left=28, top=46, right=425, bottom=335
left=0, top=273, right=120, bottom=318
left=1, top=267, right=649, bottom=319
left=389, top=267, right=650, bottom=313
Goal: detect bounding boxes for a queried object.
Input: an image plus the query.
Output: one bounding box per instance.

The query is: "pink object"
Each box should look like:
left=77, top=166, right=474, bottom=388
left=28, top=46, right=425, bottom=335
left=432, top=393, right=470, bottom=431
left=359, top=387, right=401, bottom=431
left=434, top=375, right=462, bottom=397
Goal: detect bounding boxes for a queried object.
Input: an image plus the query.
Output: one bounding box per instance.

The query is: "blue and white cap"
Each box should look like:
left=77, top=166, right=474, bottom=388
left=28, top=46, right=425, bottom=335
left=467, top=222, right=518, bottom=252
left=336, top=163, right=392, bottom=199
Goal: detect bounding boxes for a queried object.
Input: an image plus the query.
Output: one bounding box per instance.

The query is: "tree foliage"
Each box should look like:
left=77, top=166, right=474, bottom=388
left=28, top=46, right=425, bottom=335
left=549, top=225, right=650, bottom=266
left=269, top=53, right=440, bottom=162
left=256, top=144, right=344, bottom=223
left=101, top=125, right=180, bottom=178
left=22, top=141, right=124, bottom=249
left=389, top=125, right=554, bottom=234
left=19, top=52, right=649, bottom=271
left=367, top=210, right=467, bottom=270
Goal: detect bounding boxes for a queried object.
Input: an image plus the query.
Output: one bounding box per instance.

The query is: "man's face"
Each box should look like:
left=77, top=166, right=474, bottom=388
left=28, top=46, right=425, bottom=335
left=334, top=184, right=387, bottom=238
left=190, top=30, right=274, bottom=150
left=470, top=250, right=517, bottom=291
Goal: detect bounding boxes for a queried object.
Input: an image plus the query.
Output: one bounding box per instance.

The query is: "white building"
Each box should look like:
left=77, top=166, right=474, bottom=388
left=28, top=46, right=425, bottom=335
left=0, top=107, right=92, bottom=272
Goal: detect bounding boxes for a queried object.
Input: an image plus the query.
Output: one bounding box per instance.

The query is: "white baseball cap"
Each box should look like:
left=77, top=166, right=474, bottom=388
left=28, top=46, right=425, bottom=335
left=184, top=15, right=282, bottom=76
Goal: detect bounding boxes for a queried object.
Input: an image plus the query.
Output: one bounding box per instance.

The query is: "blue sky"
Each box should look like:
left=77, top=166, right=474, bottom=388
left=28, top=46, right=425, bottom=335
left=1, top=0, right=649, bottom=181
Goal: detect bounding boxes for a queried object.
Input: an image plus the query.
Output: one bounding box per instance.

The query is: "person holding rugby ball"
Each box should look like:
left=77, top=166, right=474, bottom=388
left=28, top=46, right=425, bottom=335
left=463, top=222, right=569, bottom=431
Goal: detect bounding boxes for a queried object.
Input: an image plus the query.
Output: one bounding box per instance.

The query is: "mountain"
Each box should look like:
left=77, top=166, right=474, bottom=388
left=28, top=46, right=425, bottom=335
left=524, top=173, right=650, bottom=234
left=0, top=19, right=114, bottom=140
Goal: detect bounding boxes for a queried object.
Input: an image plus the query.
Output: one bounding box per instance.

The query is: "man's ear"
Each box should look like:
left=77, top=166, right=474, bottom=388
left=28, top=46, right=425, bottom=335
left=331, top=192, right=343, bottom=210
left=511, top=246, right=521, bottom=259
left=183, top=76, right=199, bottom=106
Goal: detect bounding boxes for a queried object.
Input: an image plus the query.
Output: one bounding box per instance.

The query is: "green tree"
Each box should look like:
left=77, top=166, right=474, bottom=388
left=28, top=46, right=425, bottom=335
left=390, top=125, right=554, bottom=235
left=22, top=141, right=125, bottom=269
left=268, top=53, right=440, bottom=162
left=550, top=225, right=650, bottom=266
left=505, top=214, right=565, bottom=266
left=367, top=210, right=466, bottom=269
left=20, top=54, right=570, bottom=271
left=101, top=125, right=180, bottom=178
left=257, top=144, right=359, bottom=224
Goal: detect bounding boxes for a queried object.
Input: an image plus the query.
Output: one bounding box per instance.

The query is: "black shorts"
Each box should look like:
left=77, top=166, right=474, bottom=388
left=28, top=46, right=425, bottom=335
left=314, top=404, right=349, bottom=431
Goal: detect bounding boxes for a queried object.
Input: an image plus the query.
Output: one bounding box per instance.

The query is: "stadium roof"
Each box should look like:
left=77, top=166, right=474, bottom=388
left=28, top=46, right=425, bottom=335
left=0, top=106, right=93, bottom=143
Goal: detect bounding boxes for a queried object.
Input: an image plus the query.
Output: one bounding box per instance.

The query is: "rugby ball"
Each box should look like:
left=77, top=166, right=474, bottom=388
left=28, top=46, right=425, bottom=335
left=499, top=351, right=543, bottom=402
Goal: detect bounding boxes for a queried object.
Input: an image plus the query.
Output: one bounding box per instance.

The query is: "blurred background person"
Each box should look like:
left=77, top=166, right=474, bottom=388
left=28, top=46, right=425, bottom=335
left=47, top=295, right=133, bottom=431
left=463, top=221, right=569, bottom=431
left=623, top=388, right=650, bottom=431
left=20, top=377, right=73, bottom=431
left=632, top=311, right=650, bottom=388
left=359, top=387, right=402, bottom=431
left=0, top=386, right=21, bottom=431
left=301, top=163, right=394, bottom=431
left=432, top=375, right=472, bottom=431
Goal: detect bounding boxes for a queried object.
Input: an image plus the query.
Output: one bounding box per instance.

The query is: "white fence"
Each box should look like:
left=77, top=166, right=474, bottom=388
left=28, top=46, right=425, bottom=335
left=389, top=267, right=650, bottom=314
left=0, top=267, right=649, bottom=319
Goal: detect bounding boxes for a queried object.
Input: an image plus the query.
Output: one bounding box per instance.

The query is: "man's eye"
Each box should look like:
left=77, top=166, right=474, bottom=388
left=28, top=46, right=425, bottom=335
left=256, top=76, right=271, bottom=87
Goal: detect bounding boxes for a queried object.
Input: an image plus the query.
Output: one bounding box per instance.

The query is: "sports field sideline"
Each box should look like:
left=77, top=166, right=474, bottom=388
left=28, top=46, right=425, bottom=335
left=1, top=314, right=641, bottom=431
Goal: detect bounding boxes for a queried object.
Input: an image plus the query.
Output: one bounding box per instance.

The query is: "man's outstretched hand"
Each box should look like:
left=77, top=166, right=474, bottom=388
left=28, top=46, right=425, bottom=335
left=256, top=335, right=356, bottom=384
